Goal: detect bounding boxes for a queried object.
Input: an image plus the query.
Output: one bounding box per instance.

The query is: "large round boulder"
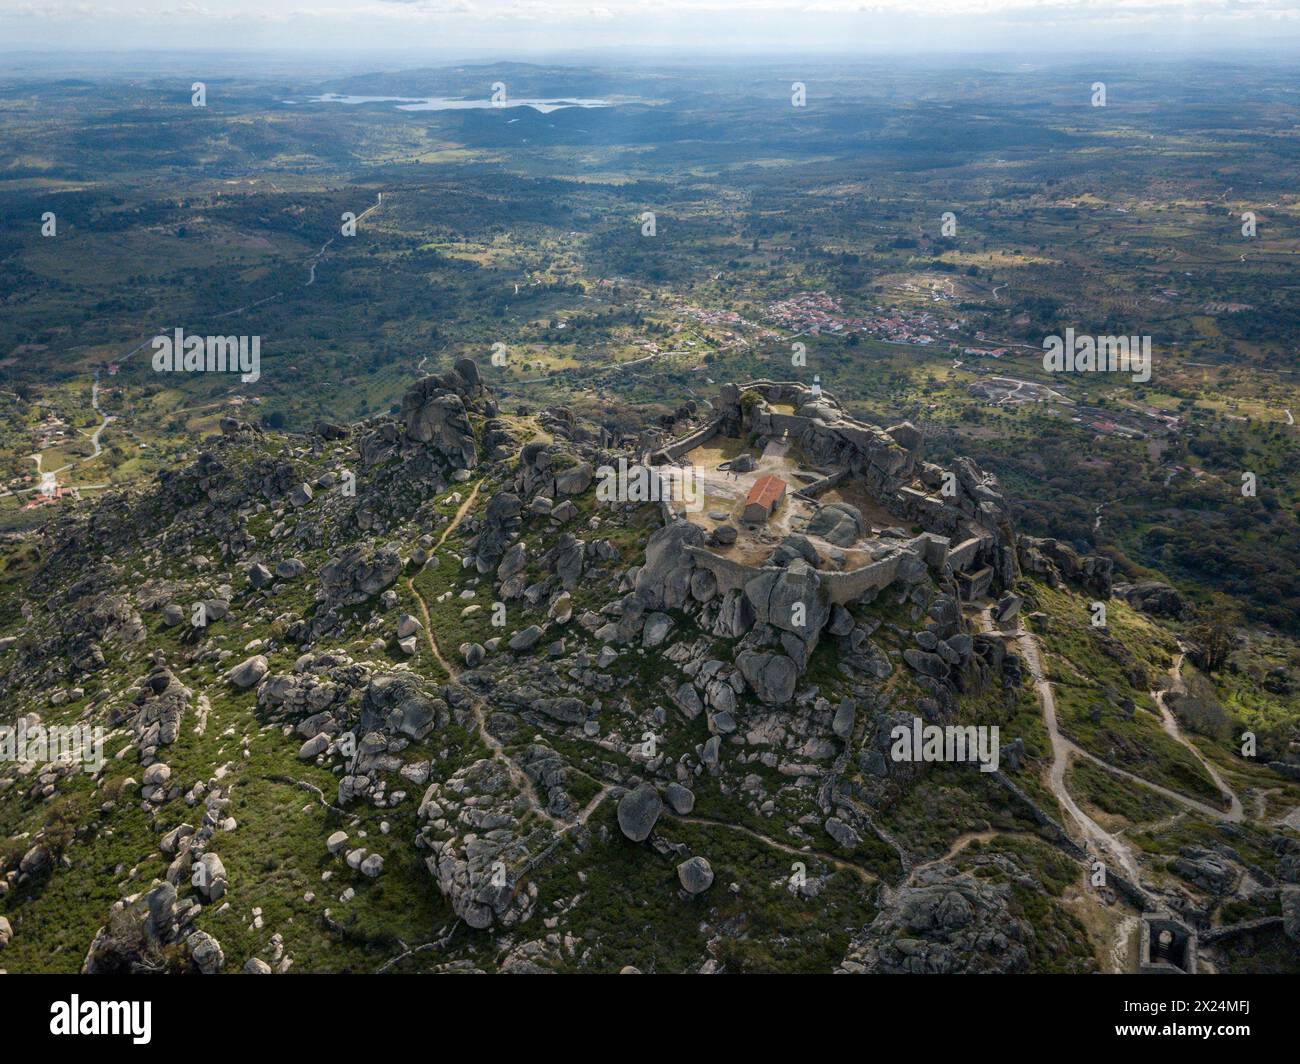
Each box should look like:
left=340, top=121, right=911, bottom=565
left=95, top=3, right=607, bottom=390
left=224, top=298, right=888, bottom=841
left=227, top=655, right=269, bottom=689
left=617, top=783, right=663, bottom=842
left=677, top=856, right=715, bottom=895
left=807, top=502, right=865, bottom=547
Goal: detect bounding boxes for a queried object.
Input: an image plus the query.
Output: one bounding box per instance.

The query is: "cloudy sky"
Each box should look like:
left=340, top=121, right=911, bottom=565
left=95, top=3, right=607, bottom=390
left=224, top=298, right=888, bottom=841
left=0, top=0, right=1297, bottom=54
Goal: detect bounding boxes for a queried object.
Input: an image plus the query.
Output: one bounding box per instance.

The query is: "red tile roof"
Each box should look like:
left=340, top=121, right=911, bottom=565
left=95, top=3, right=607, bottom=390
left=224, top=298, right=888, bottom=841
left=745, top=474, right=786, bottom=511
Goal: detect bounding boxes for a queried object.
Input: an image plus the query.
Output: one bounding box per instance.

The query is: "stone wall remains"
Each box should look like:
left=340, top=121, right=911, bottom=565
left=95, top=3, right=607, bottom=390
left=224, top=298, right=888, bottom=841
left=685, top=531, right=945, bottom=606
left=654, top=419, right=721, bottom=463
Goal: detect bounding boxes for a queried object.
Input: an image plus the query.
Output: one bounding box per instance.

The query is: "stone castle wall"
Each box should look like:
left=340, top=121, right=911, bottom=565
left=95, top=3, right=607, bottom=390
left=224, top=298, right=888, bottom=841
left=792, top=468, right=848, bottom=500
left=654, top=419, right=721, bottom=463
left=686, top=531, right=947, bottom=606
left=650, top=378, right=1027, bottom=603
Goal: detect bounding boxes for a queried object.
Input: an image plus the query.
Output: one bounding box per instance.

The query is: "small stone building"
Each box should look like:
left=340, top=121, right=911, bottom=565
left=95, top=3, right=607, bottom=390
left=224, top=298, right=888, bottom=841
left=743, top=475, right=786, bottom=524
left=1139, top=914, right=1197, bottom=974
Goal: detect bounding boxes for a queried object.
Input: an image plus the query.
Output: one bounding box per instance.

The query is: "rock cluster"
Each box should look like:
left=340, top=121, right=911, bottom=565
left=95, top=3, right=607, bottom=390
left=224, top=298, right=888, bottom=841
left=400, top=358, right=494, bottom=470
left=838, top=861, right=1030, bottom=974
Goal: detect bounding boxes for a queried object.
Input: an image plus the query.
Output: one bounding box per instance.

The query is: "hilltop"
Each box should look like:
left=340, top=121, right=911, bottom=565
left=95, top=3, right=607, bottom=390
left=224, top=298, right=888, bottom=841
left=1, top=360, right=1296, bottom=974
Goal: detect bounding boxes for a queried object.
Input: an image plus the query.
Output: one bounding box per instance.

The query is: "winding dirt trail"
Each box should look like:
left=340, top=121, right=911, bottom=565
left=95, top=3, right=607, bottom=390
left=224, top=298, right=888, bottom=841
left=437, top=481, right=482, bottom=548
left=1021, top=631, right=1144, bottom=881
left=575, top=781, right=615, bottom=826
left=403, top=479, right=561, bottom=830
left=305, top=193, right=382, bottom=285
left=407, top=611, right=559, bottom=830
left=979, top=610, right=1144, bottom=882
left=1151, top=651, right=1243, bottom=823
left=405, top=576, right=454, bottom=678
left=85, top=369, right=112, bottom=459
left=403, top=481, right=484, bottom=675
left=995, top=614, right=1242, bottom=894
left=1069, top=742, right=1234, bottom=823
left=905, top=830, right=1001, bottom=886
left=678, top=815, right=879, bottom=885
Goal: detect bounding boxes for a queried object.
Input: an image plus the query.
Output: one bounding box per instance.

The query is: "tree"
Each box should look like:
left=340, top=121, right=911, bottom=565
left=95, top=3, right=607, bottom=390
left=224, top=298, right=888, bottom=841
left=1191, top=595, right=1239, bottom=674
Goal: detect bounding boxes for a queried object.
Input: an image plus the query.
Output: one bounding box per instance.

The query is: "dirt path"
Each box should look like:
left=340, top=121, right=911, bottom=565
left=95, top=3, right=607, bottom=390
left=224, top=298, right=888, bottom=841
left=354, top=191, right=383, bottom=224
left=405, top=575, right=454, bottom=677
left=406, top=589, right=559, bottom=830
left=997, top=614, right=1144, bottom=883
left=575, top=782, right=614, bottom=826
left=999, top=615, right=1243, bottom=894
left=1069, top=743, right=1235, bottom=822
left=403, top=478, right=560, bottom=831
left=305, top=194, right=382, bottom=286
left=1151, top=651, right=1243, bottom=822
left=437, top=481, right=482, bottom=548
left=1108, top=914, right=1140, bottom=974
left=403, top=482, right=483, bottom=676
left=905, top=830, right=1000, bottom=885
left=304, top=239, right=332, bottom=286
left=678, top=815, right=878, bottom=885
left=1253, top=787, right=1300, bottom=829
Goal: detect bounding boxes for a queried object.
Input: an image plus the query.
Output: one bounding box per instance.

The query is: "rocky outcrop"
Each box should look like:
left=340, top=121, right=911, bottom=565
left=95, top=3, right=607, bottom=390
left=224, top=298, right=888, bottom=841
left=736, top=650, right=799, bottom=705
left=677, top=856, right=714, bottom=894
left=109, top=664, right=192, bottom=753
left=1018, top=537, right=1113, bottom=598
left=57, top=591, right=145, bottom=673
left=716, top=380, right=917, bottom=497
left=634, top=520, right=704, bottom=610
left=1115, top=581, right=1188, bottom=619
left=743, top=560, right=830, bottom=667
left=838, top=860, right=1030, bottom=974
left=617, top=782, right=663, bottom=842
left=359, top=673, right=446, bottom=742
left=318, top=544, right=402, bottom=606
left=807, top=502, right=865, bottom=547
left=475, top=491, right=523, bottom=573
left=418, top=756, right=539, bottom=930
left=82, top=882, right=224, bottom=975
left=400, top=359, right=492, bottom=470
left=227, top=655, right=269, bottom=690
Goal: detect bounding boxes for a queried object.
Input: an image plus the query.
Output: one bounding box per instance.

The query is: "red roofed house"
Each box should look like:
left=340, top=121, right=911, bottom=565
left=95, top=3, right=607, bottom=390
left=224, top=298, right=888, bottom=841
left=743, top=474, right=786, bottom=524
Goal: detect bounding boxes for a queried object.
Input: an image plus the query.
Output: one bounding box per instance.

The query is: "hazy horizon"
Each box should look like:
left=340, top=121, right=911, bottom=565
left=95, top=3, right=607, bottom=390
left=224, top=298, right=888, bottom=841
left=1, top=0, right=1299, bottom=62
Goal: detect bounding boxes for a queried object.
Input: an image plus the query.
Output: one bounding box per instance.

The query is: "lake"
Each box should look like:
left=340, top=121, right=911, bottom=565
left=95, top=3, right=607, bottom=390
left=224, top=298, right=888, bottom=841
left=298, top=93, right=612, bottom=114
